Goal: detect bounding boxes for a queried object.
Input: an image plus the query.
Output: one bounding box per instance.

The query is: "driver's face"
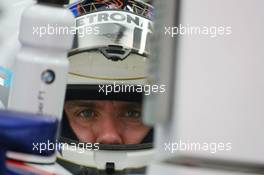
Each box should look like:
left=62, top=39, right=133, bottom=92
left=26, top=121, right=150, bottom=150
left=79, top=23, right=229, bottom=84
left=64, top=100, right=150, bottom=144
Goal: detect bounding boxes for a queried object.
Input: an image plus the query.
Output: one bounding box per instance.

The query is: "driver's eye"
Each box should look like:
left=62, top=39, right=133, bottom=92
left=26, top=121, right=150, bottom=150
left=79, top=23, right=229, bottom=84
left=78, top=109, right=96, bottom=119
left=125, top=110, right=141, bottom=119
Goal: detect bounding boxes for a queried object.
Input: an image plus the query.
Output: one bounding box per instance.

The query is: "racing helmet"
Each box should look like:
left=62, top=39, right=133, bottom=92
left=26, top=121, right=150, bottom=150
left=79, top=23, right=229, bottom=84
left=57, top=0, right=155, bottom=174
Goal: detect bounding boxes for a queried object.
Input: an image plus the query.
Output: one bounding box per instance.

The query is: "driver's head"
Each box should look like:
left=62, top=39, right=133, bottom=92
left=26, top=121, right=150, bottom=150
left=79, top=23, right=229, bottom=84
left=64, top=100, right=150, bottom=144
left=58, top=1, right=154, bottom=173
left=61, top=0, right=154, bottom=145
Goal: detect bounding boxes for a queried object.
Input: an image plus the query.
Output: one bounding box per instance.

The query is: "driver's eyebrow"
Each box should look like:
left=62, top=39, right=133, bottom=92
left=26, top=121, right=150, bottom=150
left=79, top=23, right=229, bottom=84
left=121, top=102, right=142, bottom=110
left=66, top=101, right=96, bottom=108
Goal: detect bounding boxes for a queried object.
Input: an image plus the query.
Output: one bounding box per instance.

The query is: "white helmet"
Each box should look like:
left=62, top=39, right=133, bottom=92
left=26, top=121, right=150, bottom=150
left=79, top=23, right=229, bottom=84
left=57, top=0, right=155, bottom=174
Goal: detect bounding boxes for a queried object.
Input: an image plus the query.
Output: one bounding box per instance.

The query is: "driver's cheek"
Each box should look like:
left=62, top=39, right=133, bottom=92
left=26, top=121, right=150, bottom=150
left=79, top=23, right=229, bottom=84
left=122, top=123, right=151, bottom=144
left=69, top=119, right=97, bottom=143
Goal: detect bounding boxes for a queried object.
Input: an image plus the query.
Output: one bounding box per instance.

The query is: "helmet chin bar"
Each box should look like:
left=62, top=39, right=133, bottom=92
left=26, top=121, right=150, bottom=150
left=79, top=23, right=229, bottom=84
left=57, top=158, right=147, bottom=175
left=57, top=138, right=154, bottom=175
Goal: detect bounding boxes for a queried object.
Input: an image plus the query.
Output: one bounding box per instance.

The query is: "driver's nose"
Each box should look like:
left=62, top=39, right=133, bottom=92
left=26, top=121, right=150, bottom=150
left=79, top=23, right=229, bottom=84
left=95, top=113, right=123, bottom=144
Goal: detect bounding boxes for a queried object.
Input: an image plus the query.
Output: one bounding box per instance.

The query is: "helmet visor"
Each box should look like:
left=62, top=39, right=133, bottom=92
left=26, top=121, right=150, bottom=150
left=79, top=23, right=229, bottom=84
left=68, top=51, right=148, bottom=80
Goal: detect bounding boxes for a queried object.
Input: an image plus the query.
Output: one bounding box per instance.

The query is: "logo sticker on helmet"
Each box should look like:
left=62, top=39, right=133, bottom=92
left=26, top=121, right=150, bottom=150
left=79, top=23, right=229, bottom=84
left=76, top=10, right=153, bottom=32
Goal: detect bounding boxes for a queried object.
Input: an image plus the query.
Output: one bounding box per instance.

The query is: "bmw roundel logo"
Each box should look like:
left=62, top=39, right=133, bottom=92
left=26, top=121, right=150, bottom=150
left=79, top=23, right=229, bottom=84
left=41, top=69, right=55, bottom=84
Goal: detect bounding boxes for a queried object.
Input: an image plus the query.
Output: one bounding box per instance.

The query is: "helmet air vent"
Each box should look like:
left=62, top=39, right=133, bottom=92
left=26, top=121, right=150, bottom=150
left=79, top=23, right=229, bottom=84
left=100, top=45, right=131, bottom=62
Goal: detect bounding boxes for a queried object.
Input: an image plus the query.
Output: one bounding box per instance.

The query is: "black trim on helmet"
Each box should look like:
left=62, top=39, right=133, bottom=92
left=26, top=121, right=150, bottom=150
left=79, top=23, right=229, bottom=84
left=57, top=157, right=147, bottom=175
left=65, top=84, right=143, bottom=102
